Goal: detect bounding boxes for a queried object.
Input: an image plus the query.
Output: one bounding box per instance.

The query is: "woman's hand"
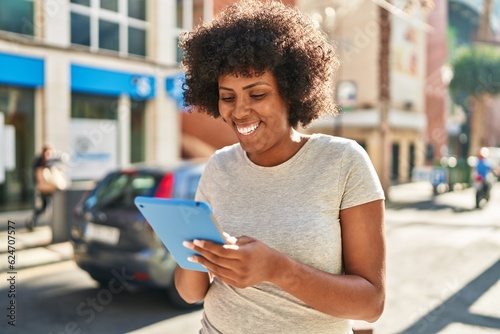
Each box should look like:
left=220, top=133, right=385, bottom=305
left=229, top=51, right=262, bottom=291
left=183, top=234, right=280, bottom=289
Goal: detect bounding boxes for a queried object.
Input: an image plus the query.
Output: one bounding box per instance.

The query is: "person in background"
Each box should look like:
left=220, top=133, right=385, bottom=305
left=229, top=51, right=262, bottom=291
left=174, top=1, right=386, bottom=333
left=475, top=147, right=493, bottom=181
left=472, top=146, right=494, bottom=208
left=26, top=144, right=64, bottom=231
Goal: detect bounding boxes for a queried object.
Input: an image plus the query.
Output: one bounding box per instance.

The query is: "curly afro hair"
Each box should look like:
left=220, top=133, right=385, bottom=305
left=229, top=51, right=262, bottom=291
left=179, top=0, right=340, bottom=128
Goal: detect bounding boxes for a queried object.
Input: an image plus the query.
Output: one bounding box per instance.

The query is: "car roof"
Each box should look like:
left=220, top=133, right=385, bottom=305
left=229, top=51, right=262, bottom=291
left=118, top=158, right=207, bottom=175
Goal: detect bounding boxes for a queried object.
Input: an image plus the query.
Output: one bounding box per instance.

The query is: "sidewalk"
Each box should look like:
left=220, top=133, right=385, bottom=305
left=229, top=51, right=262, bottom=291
left=0, top=210, right=73, bottom=273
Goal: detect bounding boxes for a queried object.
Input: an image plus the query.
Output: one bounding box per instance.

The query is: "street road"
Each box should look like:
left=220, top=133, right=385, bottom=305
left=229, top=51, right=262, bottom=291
left=0, top=261, right=203, bottom=334
left=379, top=183, right=500, bottom=334
left=1, top=182, right=499, bottom=334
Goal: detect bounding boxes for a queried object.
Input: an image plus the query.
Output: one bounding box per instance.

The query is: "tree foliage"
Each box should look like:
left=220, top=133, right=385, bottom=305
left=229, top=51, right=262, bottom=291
left=449, top=45, right=500, bottom=98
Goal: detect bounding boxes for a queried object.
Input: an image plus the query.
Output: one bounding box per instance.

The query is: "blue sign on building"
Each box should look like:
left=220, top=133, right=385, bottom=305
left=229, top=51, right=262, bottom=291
left=166, top=73, right=188, bottom=111
left=0, top=52, right=44, bottom=88
left=71, top=64, right=155, bottom=100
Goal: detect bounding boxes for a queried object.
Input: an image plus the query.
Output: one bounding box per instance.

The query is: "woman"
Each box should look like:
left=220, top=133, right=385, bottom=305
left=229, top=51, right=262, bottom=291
left=175, top=1, right=386, bottom=333
left=26, top=144, right=58, bottom=231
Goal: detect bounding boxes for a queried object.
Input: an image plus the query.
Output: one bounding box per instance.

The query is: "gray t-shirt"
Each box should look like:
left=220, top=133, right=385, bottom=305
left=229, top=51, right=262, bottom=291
left=195, top=133, right=384, bottom=334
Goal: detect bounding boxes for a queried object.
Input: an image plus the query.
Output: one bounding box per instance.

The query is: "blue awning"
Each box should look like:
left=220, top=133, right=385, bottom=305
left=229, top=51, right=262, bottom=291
left=71, top=64, right=155, bottom=99
left=0, top=52, right=44, bottom=88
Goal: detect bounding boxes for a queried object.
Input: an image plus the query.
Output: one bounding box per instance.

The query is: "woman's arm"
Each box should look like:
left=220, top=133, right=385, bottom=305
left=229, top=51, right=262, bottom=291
left=174, top=267, right=211, bottom=304
left=273, top=199, right=386, bottom=321
left=184, top=199, right=385, bottom=322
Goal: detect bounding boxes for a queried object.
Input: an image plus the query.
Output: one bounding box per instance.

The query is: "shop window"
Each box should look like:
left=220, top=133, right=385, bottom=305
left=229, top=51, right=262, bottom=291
left=71, top=94, right=145, bottom=164
left=130, top=100, right=146, bottom=163
left=71, top=93, right=118, bottom=119
left=70, top=0, right=146, bottom=57
left=0, top=0, right=34, bottom=36
left=409, top=144, right=415, bottom=180
left=0, top=85, right=35, bottom=211
left=392, top=144, right=400, bottom=182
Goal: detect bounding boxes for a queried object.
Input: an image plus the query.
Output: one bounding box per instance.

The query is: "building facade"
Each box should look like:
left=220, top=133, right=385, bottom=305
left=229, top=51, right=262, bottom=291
left=298, top=0, right=432, bottom=184
left=0, top=0, right=210, bottom=211
left=182, top=0, right=441, bottom=186
left=0, top=0, right=463, bottom=211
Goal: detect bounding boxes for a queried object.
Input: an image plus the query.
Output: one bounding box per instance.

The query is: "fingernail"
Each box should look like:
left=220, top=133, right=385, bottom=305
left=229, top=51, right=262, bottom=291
left=193, top=239, right=202, bottom=247
left=182, top=241, right=192, bottom=249
left=187, top=256, right=196, bottom=263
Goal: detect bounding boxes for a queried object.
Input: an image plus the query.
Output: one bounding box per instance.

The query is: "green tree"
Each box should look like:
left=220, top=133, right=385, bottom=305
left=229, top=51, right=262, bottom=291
left=449, top=46, right=500, bottom=156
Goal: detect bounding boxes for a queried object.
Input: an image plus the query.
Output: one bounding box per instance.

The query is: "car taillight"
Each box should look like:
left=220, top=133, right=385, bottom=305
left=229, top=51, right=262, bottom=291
left=154, top=173, right=174, bottom=198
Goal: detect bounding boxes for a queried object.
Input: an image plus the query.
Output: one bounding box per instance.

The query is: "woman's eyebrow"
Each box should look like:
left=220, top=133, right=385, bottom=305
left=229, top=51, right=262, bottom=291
left=218, top=82, right=271, bottom=91
left=242, top=82, right=271, bottom=90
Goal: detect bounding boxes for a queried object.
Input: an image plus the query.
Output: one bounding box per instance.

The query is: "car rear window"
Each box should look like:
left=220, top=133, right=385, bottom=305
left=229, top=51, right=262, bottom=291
left=86, top=173, right=158, bottom=209
left=185, top=175, right=201, bottom=199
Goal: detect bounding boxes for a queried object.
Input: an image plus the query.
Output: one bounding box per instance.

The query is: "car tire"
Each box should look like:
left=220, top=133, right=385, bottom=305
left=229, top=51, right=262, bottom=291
left=88, top=273, right=124, bottom=290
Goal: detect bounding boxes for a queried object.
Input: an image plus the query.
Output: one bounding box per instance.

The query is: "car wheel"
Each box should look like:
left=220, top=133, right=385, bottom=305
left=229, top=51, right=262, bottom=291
left=88, top=273, right=125, bottom=290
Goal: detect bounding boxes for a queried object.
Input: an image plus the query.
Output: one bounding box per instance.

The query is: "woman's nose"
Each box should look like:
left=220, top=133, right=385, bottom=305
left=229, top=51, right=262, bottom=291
left=233, top=97, right=251, bottom=118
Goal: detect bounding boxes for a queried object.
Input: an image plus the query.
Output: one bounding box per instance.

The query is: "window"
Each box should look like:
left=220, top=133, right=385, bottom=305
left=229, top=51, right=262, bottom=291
left=172, top=0, right=211, bottom=63
left=70, top=0, right=147, bottom=57
left=0, top=0, right=34, bottom=36
left=71, top=13, right=91, bottom=46
left=71, top=93, right=118, bottom=120
left=0, top=86, right=35, bottom=211
left=85, top=173, right=157, bottom=209
left=72, top=94, right=146, bottom=164
left=130, top=100, right=145, bottom=163
left=176, top=0, right=205, bottom=28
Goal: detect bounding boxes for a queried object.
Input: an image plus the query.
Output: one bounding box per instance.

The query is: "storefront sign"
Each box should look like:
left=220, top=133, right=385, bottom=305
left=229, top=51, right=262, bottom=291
left=71, top=64, right=155, bottom=100
left=166, top=73, right=187, bottom=110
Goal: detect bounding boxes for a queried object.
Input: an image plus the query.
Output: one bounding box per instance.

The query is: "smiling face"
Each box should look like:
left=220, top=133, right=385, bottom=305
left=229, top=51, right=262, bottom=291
left=218, top=71, right=304, bottom=166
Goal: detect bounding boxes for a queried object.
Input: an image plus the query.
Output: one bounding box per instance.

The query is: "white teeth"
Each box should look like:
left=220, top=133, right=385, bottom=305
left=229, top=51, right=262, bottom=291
left=237, top=122, right=260, bottom=135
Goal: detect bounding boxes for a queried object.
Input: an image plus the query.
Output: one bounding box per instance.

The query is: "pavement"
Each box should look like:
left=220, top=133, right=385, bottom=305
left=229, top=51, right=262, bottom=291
left=0, top=182, right=499, bottom=334
left=0, top=211, right=74, bottom=273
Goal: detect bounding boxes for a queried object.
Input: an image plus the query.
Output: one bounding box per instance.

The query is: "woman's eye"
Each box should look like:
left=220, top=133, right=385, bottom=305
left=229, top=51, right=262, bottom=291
left=220, top=96, right=234, bottom=102
left=251, top=93, right=266, bottom=100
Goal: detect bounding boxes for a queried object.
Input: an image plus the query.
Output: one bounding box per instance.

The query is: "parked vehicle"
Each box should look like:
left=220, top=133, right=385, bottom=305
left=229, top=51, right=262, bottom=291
left=71, top=160, right=206, bottom=308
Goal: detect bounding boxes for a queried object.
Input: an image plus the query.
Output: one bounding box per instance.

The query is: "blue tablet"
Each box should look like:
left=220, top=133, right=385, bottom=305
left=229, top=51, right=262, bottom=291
left=134, top=197, right=226, bottom=272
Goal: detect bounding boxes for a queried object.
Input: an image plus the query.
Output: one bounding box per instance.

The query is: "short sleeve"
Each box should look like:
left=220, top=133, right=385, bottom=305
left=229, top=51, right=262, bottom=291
left=339, top=141, right=385, bottom=210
